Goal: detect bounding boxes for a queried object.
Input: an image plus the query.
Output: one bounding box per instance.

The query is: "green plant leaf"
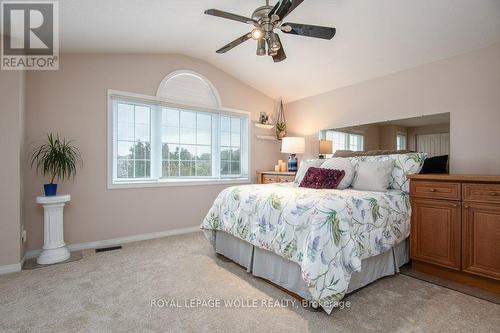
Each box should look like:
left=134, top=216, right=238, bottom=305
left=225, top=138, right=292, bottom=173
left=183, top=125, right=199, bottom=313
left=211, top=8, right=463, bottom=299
left=30, top=133, right=82, bottom=184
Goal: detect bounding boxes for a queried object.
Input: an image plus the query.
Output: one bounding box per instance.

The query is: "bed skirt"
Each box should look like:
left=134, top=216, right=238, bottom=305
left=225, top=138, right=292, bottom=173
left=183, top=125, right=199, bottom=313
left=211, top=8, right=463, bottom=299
left=214, top=230, right=409, bottom=301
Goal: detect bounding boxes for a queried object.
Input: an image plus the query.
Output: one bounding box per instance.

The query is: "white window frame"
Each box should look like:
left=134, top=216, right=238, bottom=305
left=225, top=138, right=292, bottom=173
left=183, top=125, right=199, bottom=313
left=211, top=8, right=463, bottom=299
left=322, top=130, right=364, bottom=153
left=107, top=89, right=251, bottom=189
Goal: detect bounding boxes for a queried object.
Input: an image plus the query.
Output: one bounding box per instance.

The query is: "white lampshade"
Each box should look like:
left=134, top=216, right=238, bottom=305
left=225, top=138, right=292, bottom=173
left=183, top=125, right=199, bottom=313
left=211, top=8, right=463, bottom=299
left=319, top=140, right=333, bottom=154
left=281, top=137, right=305, bottom=154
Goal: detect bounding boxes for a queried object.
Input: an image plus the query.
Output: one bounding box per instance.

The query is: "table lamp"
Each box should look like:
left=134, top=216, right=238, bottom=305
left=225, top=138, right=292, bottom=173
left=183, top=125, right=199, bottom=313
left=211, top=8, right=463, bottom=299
left=319, top=140, right=333, bottom=159
left=281, top=137, right=305, bottom=172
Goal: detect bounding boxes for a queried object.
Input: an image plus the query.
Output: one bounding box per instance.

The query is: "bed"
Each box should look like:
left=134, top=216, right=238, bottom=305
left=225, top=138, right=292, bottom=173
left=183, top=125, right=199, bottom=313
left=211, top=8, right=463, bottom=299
left=200, top=153, right=426, bottom=314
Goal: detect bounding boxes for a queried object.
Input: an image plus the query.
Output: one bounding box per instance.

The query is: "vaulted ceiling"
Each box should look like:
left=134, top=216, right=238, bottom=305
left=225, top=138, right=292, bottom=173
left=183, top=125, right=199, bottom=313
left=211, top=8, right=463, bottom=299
left=60, top=0, right=500, bottom=102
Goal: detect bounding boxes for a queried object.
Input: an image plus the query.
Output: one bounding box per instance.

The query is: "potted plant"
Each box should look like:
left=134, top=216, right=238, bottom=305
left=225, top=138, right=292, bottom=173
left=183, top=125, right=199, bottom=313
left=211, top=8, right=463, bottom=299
left=30, top=133, right=82, bottom=196
left=276, top=121, right=287, bottom=140
left=276, top=100, right=287, bottom=140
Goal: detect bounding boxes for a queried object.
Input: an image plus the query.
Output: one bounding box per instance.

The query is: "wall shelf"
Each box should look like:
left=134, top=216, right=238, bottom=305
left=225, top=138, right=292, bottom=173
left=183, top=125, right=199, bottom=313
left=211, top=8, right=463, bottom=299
left=256, top=135, right=278, bottom=141
left=254, top=122, right=274, bottom=130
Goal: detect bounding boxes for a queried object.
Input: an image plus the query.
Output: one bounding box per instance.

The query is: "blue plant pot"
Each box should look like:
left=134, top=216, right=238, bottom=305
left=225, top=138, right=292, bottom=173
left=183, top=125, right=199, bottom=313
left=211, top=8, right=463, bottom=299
left=44, top=184, right=58, bottom=196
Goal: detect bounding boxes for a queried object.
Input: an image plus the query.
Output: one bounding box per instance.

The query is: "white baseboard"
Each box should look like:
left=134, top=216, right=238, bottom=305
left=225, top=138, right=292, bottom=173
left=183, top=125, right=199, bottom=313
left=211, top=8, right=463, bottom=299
left=25, top=226, right=201, bottom=259
left=0, top=262, right=22, bottom=275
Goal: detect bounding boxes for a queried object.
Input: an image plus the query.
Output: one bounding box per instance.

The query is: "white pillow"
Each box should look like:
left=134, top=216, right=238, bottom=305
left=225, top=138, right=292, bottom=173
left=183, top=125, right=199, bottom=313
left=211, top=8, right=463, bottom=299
left=319, top=158, right=355, bottom=189
left=349, top=152, right=427, bottom=192
left=295, top=159, right=325, bottom=184
left=351, top=160, right=394, bottom=192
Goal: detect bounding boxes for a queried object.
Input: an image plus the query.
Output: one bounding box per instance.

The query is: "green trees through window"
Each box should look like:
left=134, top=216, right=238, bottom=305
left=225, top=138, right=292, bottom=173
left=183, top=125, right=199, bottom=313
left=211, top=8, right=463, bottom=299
left=112, top=100, right=248, bottom=183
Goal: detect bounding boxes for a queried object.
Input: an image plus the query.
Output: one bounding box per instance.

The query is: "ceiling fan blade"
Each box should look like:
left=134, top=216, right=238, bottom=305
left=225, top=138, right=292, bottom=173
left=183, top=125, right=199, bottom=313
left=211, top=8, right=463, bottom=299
left=205, top=9, right=255, bottom=25
left=281, top=22, right=336, bottom=40
left=269, top=0, right=304, bottom=21
left=216, top=33, right=252, bottom=54
left=283, top=0, right=304, bottom=18
left=269, top=1, right=292, bottom=20
left=268, top=1, right=282, bottom=17
left=272, top=35, right=287, bottom=63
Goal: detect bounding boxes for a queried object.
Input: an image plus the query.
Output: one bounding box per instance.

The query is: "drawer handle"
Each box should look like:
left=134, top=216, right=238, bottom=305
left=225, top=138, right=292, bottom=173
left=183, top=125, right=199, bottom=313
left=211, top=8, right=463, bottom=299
left=464, top=205, right=470, bottom=209
left=430, top=188, right=436, bottom=192
left=490, top=192, right=498, bottom=196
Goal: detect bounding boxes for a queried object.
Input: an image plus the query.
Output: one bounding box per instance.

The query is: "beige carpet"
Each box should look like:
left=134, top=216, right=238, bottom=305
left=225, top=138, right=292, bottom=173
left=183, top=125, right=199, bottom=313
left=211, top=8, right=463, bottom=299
left=1, top=232, right=499, bottom=333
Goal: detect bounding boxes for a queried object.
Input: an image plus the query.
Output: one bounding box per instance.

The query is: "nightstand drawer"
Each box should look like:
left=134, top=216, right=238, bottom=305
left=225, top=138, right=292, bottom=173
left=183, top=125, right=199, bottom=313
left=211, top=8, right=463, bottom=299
left=263, top=175, right=279, bottom=183
left=257, top=171, right=297, bottom=184
left=463, top=183, right=500, bottom=203
left=278, top=176, right=295, bottom=183
left=410, top=181, right=461, bottom=200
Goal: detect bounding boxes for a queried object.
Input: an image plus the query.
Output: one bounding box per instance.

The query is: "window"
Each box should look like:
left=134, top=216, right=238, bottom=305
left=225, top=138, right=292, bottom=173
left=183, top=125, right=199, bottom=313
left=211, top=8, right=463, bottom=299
left=323, top=130, right=364, bottom=153
left=160, top=108, right=213, bottom=178
left=116, top=102, right=151, bottom=179
left=396, top=133, right=407, bottom=150
left=109, top=92, right=249, bottom=188
left=220, top=116, right=243, bottom=176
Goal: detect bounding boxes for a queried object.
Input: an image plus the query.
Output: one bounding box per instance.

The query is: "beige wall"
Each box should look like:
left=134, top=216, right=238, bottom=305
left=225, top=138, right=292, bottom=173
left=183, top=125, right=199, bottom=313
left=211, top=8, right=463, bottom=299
left=0, top=70, right=24, bottom=266
left=24, top=54, right=281, bottom=251
left=379, top=125, right=407, bottom=150
left=285, top=42, right=500, bottom=175
left=360, top=125, right=381, bottom=151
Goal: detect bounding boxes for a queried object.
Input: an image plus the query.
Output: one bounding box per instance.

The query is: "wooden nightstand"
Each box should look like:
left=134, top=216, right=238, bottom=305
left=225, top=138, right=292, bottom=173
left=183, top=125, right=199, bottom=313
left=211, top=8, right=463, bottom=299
left=256, top=171, right=296, bottom=184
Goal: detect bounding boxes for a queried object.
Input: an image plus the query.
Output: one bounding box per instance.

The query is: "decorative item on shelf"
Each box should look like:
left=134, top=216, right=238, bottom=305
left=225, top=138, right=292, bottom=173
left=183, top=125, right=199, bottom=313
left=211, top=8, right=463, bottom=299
left=274, top=164, right=280, bottom=172
left=254, top=111, right=274, bottom=130
left=276, top=100, right=287, bottom=140
left=30, top=133, right=82, bottom=196
left=259, top=112, right=269, bottom=124
left=319, top=140, right=333, bottom=159
left=281, top=137, right=305, bottom=172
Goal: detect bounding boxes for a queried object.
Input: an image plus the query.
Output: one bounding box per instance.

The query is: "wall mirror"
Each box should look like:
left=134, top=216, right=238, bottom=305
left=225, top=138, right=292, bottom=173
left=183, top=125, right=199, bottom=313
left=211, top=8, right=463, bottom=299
left=319, top=112, right=450, bottom=172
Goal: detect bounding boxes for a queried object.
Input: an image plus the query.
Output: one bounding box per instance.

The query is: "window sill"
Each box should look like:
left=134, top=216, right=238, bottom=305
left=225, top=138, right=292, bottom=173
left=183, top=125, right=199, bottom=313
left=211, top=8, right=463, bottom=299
left=108, top=178, right=250, bottom=189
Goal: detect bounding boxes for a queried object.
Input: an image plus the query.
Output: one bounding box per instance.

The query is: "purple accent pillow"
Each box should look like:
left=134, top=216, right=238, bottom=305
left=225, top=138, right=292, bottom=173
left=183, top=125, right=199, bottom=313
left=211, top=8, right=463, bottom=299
left=299, top=167, right=346, bottom=189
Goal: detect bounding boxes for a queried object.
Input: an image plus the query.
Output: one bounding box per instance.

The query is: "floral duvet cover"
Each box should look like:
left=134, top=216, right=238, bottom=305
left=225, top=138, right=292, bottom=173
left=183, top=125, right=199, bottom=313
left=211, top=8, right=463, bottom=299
left=200, top=183, right=411, bottom=314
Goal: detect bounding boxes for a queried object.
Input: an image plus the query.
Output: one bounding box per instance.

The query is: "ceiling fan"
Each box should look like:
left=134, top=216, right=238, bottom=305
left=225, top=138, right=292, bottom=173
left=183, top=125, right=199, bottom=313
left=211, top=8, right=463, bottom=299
left=204, top=0, right=336, bottom=63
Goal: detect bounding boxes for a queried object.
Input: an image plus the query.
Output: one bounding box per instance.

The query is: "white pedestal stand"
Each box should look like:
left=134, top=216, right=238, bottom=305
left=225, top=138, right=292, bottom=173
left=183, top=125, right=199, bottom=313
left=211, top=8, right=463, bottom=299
left=36, top=194, right=71, bottom=265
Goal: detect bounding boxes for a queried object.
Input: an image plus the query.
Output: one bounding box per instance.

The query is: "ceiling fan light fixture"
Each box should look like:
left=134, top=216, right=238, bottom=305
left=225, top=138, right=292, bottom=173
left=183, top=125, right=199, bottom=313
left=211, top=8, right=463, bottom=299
left=267, top=46, right=278, bottom=56
left=256, top=38, right=266, bottom=56
left=269, top=32, right=281, bottom=51
left=251, top=28, right=264, bottom=40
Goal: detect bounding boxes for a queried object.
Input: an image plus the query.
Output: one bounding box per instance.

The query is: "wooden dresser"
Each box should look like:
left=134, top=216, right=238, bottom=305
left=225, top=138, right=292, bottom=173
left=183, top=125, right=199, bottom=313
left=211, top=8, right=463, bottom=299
left=408, top=174, right=500, bottom=293
left=256, top=171, right=296, bottom=184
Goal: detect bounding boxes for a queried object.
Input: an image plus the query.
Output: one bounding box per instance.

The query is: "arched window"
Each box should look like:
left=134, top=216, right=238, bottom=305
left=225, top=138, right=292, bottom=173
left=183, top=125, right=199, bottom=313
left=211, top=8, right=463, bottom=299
left=108, top=70, right=249, bottom=188
left=157, top=70, right=221, bottom=108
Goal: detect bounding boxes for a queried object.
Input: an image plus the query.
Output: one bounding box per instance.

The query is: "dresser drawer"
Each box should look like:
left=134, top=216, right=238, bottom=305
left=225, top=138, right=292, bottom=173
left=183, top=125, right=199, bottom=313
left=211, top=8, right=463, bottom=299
left=410, top=181, right=461, bottom=200
left=463, top=183, right=500, bottom=203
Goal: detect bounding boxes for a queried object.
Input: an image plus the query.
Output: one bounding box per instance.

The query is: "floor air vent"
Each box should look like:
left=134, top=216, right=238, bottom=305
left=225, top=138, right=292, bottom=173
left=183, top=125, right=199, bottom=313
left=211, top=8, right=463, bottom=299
left=95, top=245, right=122, bottom=253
